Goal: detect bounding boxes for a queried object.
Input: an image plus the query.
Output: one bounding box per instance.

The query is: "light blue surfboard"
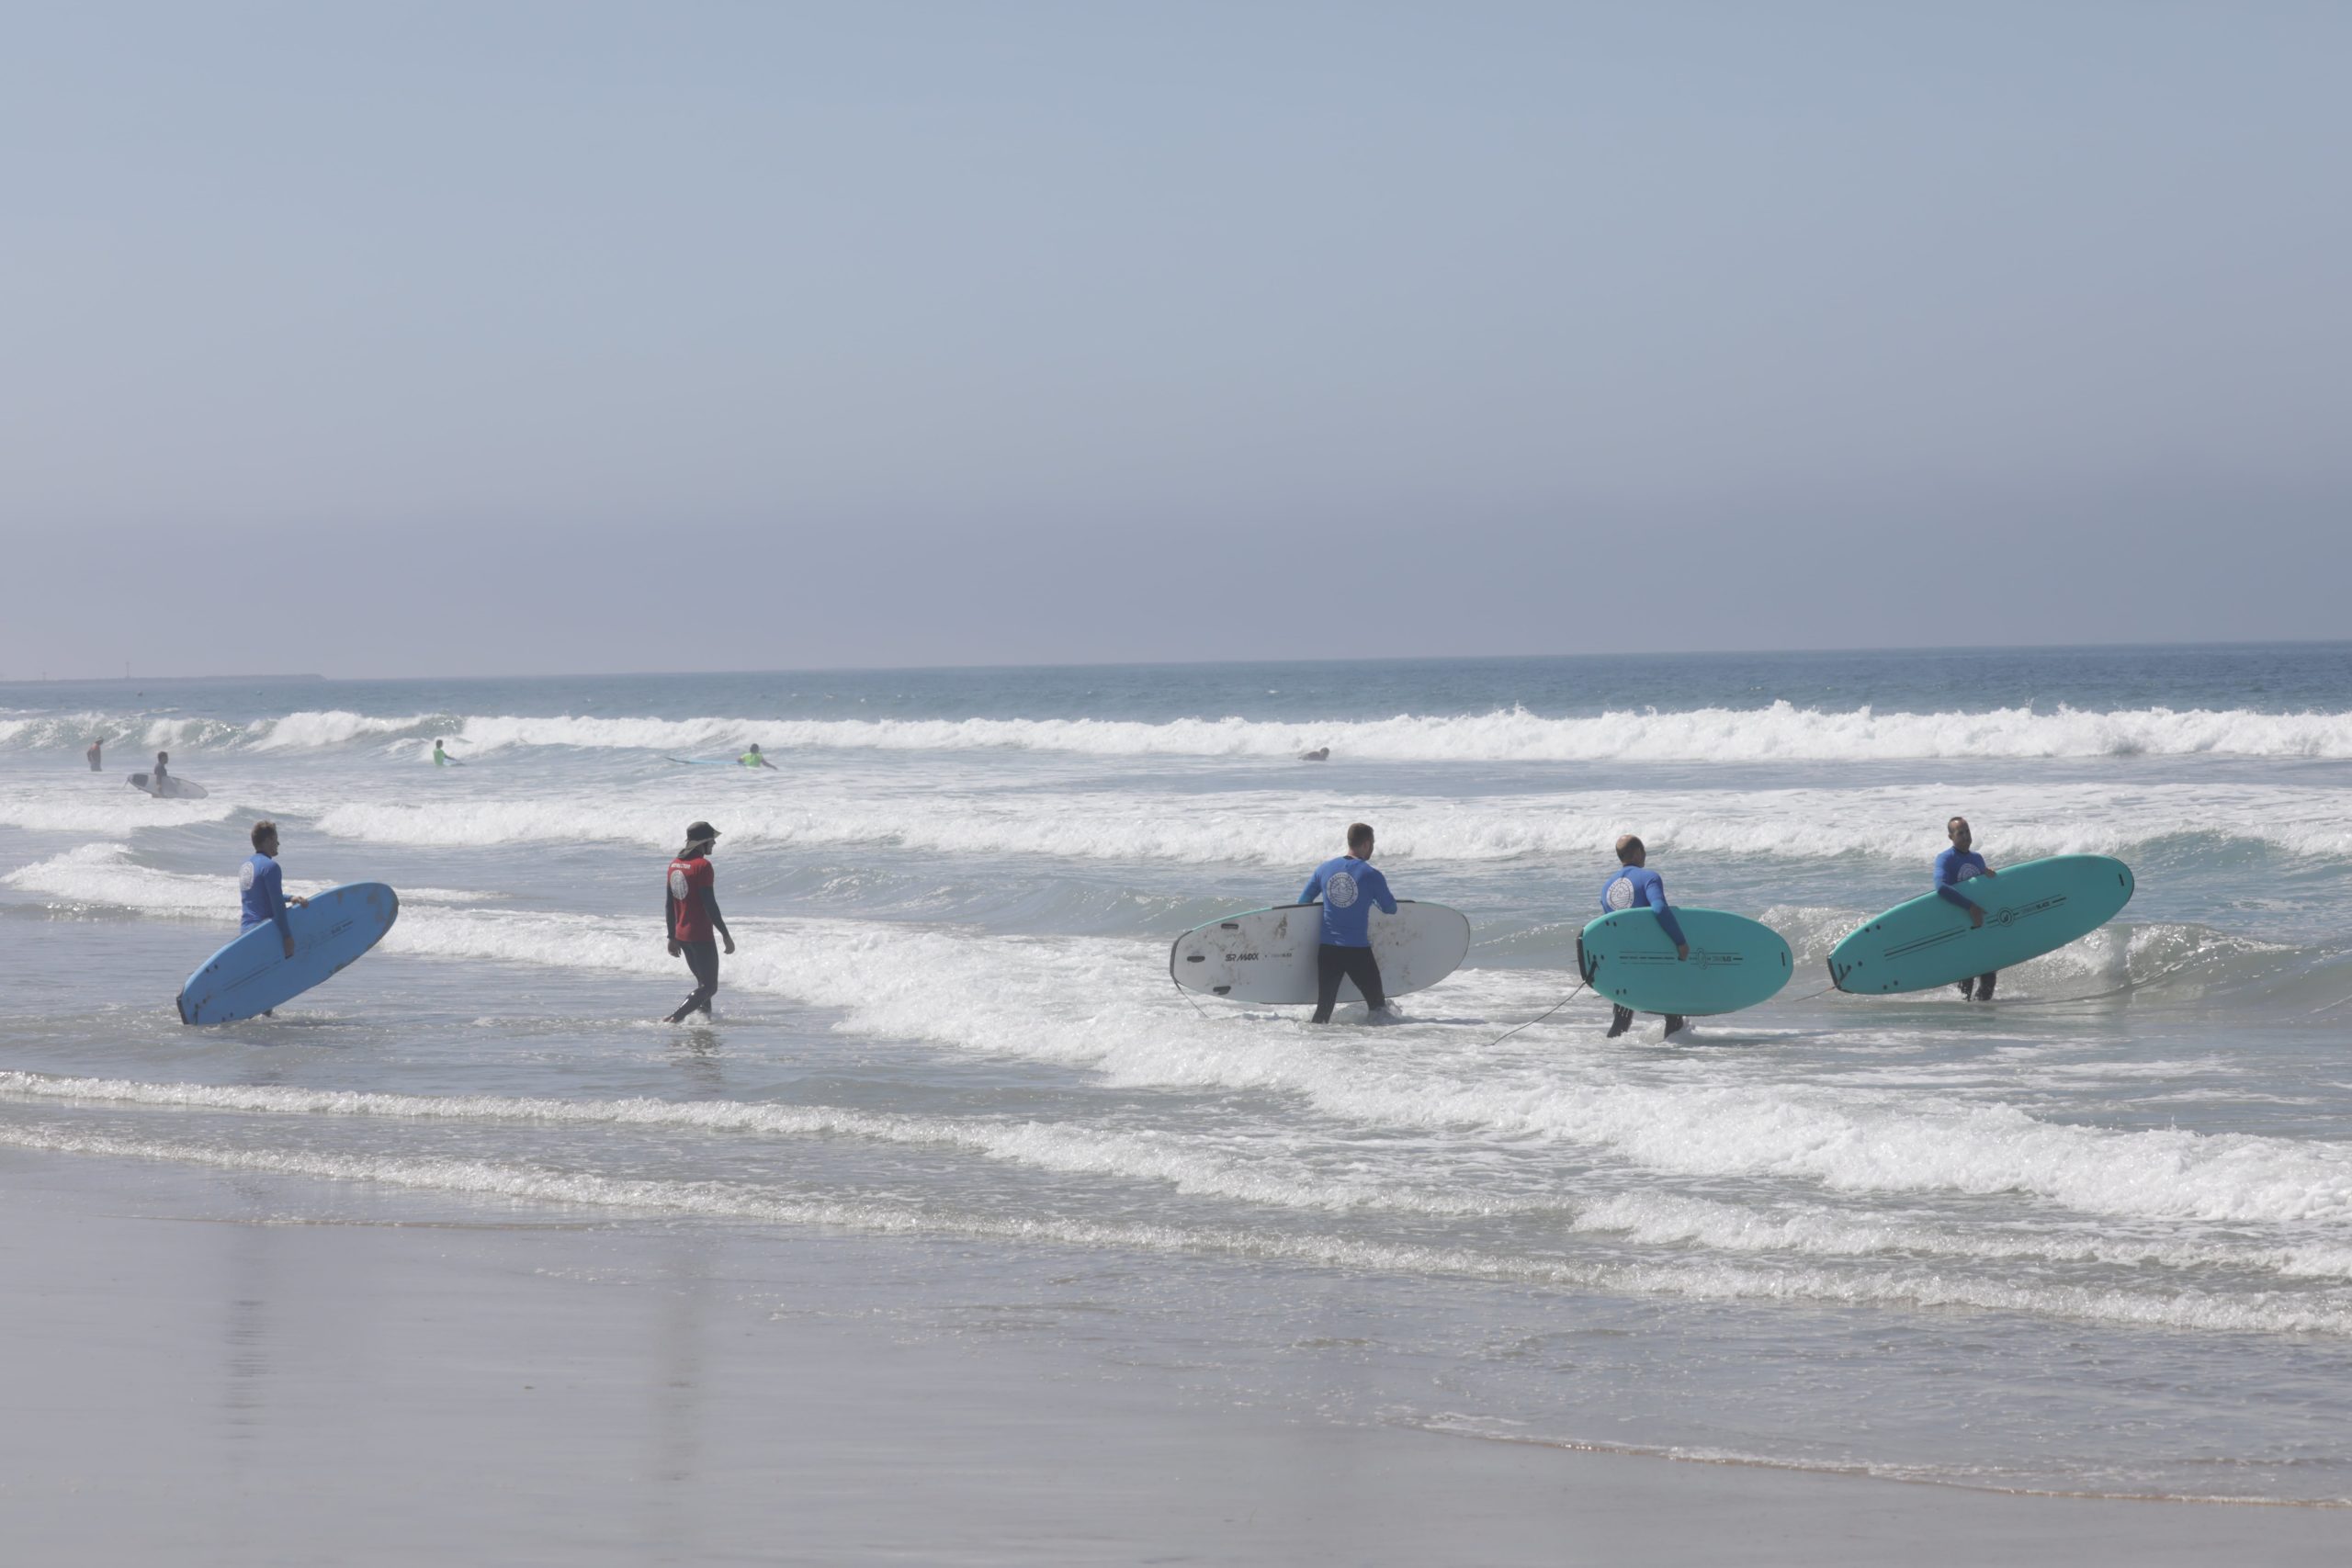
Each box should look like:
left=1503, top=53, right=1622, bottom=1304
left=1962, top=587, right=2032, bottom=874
left=1827, top=854, right=2134, bottom=996
left=665, top=757, right=739, bottom=766
left=1577, top=908, right=1792, bottom=1016
left=176, top=882, right=401, bottom=1024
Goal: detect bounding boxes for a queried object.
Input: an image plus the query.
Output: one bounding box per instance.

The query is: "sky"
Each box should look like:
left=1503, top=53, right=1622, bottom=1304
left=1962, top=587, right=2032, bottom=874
left=3, top=1, right=2346, bottom=679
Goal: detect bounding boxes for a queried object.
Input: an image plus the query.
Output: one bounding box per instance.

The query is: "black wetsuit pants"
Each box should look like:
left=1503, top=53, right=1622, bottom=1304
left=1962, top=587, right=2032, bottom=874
left=669, top=941, right=719, bottom=1022
left=1312, top=943, right=1386, bottom=1024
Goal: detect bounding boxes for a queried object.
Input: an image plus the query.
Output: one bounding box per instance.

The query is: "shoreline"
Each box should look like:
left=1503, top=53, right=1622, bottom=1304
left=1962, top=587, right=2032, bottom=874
left=6, top=1144, right=2347, bottom=1566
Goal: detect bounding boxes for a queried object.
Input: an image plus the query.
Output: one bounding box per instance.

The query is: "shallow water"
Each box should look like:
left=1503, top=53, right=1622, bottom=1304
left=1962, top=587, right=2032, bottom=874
left=6, top=645, right=2351, bottom=1500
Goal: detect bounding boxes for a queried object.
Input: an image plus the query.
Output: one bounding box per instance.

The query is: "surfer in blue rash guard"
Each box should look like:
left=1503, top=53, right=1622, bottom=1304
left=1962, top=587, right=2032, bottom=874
left=1298, top=822, right=1396, bottom=1023
left=1602, top=835, right=1689, bottom=1039
left=241, top=819, right=310, bottom=963
left=1935, top=816, right=2000, bottom=1000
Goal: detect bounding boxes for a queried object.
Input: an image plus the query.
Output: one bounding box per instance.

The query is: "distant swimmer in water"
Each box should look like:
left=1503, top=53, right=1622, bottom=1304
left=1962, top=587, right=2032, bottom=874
left=663, top=819, right=736, bottom=1023
left=1297, top=747, right=1329, bottom=761
left=432, top=739, right=462, bottom=767
left=1298, top=821, right=1397, bottom=1024
left=1601, top=835, right=1688, bottom=1039
left=1936, top=815, right=1999, bottom=1000
left=241, top=819, right=311, bottom=972
left=87, top=738, right=102, bottom=772
left=739, top=743, right=777, bottom=769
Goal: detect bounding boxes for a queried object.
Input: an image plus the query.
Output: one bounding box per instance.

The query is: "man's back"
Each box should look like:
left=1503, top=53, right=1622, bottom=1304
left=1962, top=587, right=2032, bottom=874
left=1301, top=854, right=1396, bottom=947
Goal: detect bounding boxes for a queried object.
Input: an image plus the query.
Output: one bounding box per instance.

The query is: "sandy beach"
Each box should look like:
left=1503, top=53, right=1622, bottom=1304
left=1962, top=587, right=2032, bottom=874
left=6, top=1144, right=2342, bottom=1566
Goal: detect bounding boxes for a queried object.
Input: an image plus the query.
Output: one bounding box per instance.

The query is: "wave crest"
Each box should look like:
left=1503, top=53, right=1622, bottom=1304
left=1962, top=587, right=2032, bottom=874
left=14, top=701, right=2352, bottom=760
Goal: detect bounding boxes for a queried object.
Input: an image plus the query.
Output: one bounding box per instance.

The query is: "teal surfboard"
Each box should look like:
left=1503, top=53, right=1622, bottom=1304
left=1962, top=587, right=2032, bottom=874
left=1827, top=854, right=2134, bottom=996
left=1577, top=908, right=1792, bottom=1016
left=176, top=882, right=400, bottom=1024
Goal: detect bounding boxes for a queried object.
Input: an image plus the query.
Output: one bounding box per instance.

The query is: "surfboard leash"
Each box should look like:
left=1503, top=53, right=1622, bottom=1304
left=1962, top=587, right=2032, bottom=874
left=1478, top=980, right=1589, bottom=1049
left=1170, top=974, right=1216, bottom=1022
left=1989, top=956, right=2203, bottom=1010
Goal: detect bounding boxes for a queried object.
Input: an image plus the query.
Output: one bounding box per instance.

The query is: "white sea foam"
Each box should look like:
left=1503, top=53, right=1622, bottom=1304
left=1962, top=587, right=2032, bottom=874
left=4, top=1120, right=2346, bottom=1336
left=13, top=1069, right=2352, bottom=1282
left=17, top=702, right=2352, bottom=761
left=0, top=789, right=232, bottom=836
left=300, top=779, right=2352, bottom=866
left=0, top=842, right=487, bottom=911
left=0, top=1072, right=1522, bottom=1217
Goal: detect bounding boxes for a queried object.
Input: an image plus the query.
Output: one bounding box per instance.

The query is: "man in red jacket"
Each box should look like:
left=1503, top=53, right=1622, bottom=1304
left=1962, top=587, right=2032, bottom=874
left=663, top=819, right=736, bottom=1023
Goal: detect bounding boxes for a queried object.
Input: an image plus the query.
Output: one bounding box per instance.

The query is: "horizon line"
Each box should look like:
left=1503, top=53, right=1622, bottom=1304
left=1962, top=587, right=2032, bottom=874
left=3, top=637, right=2348, bottom=688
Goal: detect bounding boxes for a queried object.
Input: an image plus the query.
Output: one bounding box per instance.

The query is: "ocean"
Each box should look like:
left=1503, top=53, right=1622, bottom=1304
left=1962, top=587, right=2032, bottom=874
left=5, top=644, right=2351, bottom=1504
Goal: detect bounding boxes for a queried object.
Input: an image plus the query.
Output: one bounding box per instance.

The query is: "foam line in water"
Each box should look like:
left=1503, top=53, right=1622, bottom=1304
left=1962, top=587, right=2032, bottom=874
left=286, top=780, right=2352, bottom=866
left=0, top=842, right=488, bottom=911
left=0, top=1070, right=1523, bottom=1217
left=13, top=1070, right=2352, bottom=1282
left=5, top=1120, right=2347, bottom=1336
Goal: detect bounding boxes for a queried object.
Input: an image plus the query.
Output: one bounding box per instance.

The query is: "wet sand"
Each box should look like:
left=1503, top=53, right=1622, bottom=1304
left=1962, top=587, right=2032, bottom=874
left=3, top=1145, right=2342, bottom=1566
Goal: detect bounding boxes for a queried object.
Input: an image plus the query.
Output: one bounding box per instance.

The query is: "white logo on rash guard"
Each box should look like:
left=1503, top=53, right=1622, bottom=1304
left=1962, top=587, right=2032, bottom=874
left=240, top=861, right=256, bottom=892
left=668, top=866, right=690, bottom=900
left=1954, top=861, right=1985, bottom=881
left=1326, top=871, right=1359, bottom=908
left=1606, top=875, right=1635, bottom=910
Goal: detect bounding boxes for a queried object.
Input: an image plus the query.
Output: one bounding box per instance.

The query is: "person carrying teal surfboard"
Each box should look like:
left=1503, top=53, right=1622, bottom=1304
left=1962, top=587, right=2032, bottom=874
left=740, top=743, right=777, bottom=769
left=1601, top=834, right=1688, bottom=1039
left=1935, top=815, right=1999, bottom=1000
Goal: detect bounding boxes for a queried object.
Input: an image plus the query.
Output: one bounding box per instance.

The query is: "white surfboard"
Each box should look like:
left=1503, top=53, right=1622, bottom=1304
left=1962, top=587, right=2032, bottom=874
left=1170, top=901, right=1472, bottom=1006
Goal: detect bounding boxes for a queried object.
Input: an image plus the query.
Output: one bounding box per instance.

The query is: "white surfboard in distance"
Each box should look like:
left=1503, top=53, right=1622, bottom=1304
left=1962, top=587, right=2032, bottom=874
left=1170, top=901, right=1472, bottom=1006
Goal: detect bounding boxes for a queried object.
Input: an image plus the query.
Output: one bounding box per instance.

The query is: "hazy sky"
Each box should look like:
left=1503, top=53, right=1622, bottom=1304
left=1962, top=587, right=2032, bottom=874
left=4, top=2, right=2346, bottom=679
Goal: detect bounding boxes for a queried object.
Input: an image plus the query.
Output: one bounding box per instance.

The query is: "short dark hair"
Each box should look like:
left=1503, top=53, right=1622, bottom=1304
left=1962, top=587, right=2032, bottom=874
left=251, top=819, right=277, bottom=850
left=1948, top=816, right=1968, bottom=832
left=1347, top=822, right=1374, bottom=851
left=1616, top=834, right=1645, bottom=863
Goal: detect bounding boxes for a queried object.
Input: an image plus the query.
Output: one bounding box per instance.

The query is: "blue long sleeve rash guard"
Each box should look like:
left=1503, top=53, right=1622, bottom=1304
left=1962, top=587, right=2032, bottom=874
left=1298, top=855, right=1396, bottom=947
left=1600, top=864, right=1687, bottom=948
left=240, top=852, right=293, bottom=943
left=1934, top=847, right=1992, bottom=910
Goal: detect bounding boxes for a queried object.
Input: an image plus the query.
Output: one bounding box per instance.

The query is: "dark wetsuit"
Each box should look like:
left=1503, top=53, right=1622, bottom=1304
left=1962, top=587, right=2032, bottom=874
left=664, top=853, right=729, bottom=1021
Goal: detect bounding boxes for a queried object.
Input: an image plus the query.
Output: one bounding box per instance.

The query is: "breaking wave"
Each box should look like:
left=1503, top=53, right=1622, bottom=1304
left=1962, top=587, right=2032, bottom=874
left=12, top=702, right=2352, bottom=761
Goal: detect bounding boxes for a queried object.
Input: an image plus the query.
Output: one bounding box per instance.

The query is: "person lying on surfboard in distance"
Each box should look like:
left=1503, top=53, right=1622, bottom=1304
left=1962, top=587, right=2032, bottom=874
left=1601, top=834, right=1688, bottom=1039
left=1297, top=821, right=1397, bottom=1023
left=1935, top=816, right=2000, bottom=1000
left=740, top=744, right=778, bottom=769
